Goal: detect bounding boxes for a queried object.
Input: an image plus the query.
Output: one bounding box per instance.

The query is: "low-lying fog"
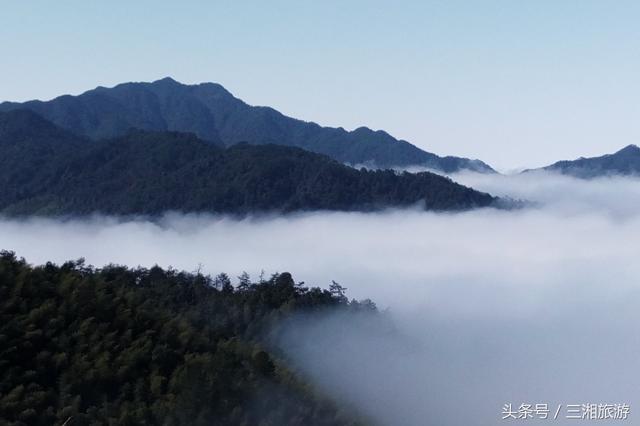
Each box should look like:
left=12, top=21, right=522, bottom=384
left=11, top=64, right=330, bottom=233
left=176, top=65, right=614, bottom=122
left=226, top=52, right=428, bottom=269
left=1, top=171, right=639, bottom=425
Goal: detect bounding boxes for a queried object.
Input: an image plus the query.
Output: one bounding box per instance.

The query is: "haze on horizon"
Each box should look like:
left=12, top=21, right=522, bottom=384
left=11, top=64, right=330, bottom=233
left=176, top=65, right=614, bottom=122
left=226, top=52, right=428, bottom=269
left=2, top=0, right=640, bottom=170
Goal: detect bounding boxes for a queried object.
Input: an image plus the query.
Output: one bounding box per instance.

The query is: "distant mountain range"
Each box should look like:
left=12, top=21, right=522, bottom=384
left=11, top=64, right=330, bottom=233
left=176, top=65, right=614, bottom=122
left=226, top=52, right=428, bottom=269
left=0, top=110, right=496, bottom=215
left=526, top=144, right=640, bottom=178
left=0, top=77, right=494, bottom=173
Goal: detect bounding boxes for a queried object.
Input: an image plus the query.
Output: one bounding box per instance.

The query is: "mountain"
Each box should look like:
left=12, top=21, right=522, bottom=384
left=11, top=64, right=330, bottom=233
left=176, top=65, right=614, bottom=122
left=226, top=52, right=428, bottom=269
left=0, top=251, right=372, bottom=425
left=0, top=110, right=86, bottom=207
left=0, top=77, right=495, bottom=173
left=0, top=110, right=497, bottom=215
left=527, top=144, right=640, bottom=178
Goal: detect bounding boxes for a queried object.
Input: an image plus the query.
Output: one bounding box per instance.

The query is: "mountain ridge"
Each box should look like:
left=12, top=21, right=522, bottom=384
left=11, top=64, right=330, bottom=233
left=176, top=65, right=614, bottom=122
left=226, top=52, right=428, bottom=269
left=524, top=144, right=640, bottom=178
left=0, top=110, right=497, bottom=215
left=0, top=77, right=495, bottom=173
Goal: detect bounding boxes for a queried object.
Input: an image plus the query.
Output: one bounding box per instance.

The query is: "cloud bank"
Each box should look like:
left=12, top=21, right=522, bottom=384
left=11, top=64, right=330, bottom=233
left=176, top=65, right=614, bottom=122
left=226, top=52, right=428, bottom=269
left=1, top=171, right=638, bottom=425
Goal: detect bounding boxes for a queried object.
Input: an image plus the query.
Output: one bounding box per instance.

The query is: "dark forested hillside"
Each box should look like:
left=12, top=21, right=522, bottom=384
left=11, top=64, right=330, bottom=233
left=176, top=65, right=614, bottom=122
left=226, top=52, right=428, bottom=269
left=0, top=250, right=374, bottom=426
left=0, top=78, right=494, bottom=173
left=0, top=111, right=497, bottom=215
left=526, top=144, right=640, bottom=178
left=0, top=110, right=86, bottom=208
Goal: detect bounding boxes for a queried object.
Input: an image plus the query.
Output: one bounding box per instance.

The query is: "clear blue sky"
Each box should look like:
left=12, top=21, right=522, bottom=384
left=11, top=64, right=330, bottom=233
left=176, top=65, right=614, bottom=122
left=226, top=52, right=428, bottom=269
left=2, top=0, right=639, bottom=170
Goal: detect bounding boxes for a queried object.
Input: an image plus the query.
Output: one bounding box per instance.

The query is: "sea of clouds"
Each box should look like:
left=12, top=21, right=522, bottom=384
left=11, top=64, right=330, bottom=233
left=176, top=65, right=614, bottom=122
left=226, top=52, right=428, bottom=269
left=1, top=171, right=639, bottom=425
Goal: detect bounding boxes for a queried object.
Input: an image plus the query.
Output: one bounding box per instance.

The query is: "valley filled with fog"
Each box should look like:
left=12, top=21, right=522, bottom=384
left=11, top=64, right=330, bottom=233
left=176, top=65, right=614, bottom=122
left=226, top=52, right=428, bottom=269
left=1, top=171, right=639, bottom=425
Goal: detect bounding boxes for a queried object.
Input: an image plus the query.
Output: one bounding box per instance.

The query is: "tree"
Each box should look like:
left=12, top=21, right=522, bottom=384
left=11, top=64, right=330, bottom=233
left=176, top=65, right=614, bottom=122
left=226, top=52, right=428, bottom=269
left=330, top=280, right=348, bottom=303
left=237, top=271, right=251, bottom=291
left=213, top=273, right=233, bottom=292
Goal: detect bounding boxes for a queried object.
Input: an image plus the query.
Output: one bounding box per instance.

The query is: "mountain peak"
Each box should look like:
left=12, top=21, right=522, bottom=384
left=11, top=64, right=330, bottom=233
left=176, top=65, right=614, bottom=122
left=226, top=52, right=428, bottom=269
left=0, top=79, right=495, bottom=173
left=616, top=144, right=640, bottom=155
left=153, top=76, right=181, bottom=85
left=536, top=143, right=640, bottom=178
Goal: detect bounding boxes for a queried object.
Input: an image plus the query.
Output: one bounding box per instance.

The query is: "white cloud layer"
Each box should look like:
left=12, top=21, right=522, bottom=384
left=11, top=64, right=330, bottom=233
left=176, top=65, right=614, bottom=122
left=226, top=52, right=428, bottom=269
left=1, top=171, right=639, bottom=425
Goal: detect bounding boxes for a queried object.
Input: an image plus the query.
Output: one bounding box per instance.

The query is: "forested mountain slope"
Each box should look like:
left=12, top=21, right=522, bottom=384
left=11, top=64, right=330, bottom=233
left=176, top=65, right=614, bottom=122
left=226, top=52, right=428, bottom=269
left=0, top=250, right=374, bottom=425
left=526, top=144, right=640, bottom=178
left=0, top=110, right=497, bottom=216
left=0, top=78, right=494, bottom=173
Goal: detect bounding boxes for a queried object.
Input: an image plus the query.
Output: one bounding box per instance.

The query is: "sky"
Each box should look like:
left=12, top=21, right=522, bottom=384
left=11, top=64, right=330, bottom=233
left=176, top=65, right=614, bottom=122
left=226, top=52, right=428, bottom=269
left=1, top=0, right=640, bottom=170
